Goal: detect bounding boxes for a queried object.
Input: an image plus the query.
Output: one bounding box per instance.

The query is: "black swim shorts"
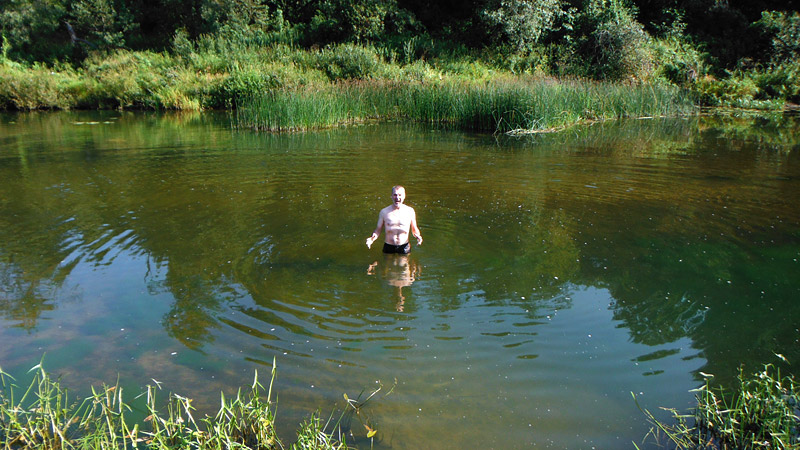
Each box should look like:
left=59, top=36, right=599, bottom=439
left=383, top=242, right=411, bottom=254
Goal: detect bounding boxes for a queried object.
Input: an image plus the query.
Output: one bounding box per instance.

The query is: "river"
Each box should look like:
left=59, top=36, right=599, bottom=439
left=1, top=111, right=798, bottom=449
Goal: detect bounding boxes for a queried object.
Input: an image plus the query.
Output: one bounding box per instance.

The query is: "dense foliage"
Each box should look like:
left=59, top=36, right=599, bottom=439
left=0, top=0, right=798, bottom=110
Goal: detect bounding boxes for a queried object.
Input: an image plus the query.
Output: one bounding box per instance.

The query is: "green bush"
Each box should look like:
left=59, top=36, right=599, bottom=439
left=437, top=58, right=493, bottom=79
left=305, top=0, right=389, bottom=45
left=689, top=67, right=797, bottom=108
left=751, top=11, right=800, bottom=103
left=692, top=74, right=758, bottom=106
left=399, top=59, right=438, bottom=82
left=755, top=63, right=800, bottom=103
left=83, top=50, right=174, bottom=108
left=756, top=11, right=800, bottom=65
left=0, top=63, right=81, bottom=110
left=649, top=16, right=708, bottom=85
left=651, top=36, right=706, bottom=85
left=492, top=45, right=552, bottom=75
left=482, top=0, right=565, bottom=52
left=316, top=43, right=383, bottom=80
left=571, top=0, right=654, bottom=81
left=205, top=69, right=282, bottom=109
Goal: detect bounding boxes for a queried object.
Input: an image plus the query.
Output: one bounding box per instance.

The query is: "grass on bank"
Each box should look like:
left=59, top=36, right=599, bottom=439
left=0, top=360, right=350, bottom=450
left=635, top=358, right=800, bottom=450
left=235, top=77, right=694, bottom=133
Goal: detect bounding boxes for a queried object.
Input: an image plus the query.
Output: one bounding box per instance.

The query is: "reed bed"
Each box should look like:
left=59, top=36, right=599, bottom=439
left=0, top=360, right=346, bottom=450
left=236, top=78, right=694, bottom=133
left=636, top=358, right=800, bottom=450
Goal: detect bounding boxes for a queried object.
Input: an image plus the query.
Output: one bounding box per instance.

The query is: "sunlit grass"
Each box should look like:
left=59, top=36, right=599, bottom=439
left=0, top=359, right=349, bottom=450
left=236, top=78, right=694, bottom=133
left=635, top=357, right=800, bottom=450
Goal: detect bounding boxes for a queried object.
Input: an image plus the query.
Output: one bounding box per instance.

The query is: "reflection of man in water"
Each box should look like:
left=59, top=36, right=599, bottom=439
left=365, top=185, right=422, bottom=254
left=368, top=255, right=419, bottom=311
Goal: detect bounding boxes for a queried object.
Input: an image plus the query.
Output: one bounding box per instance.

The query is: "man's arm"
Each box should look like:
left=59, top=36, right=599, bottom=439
left=366, top=211, right=385, bottom=248
left=410, top=209, right=422, bottom=246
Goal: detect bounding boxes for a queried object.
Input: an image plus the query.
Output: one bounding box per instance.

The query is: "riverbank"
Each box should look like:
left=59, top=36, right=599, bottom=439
left=4, top=40, right=794, bottom=133
left=0, top=44, right=696, bottom=133
left=2, top=1, right=798, bottom=134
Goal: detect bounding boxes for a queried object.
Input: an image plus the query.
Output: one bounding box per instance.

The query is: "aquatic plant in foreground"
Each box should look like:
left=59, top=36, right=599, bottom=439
left=635, top=357, right=800, bottom=450
left=0, top=359, right=349, bottom=450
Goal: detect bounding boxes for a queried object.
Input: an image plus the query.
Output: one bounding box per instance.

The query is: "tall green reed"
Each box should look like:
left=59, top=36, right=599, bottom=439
left=0, top=360, right=135, bottom=450
left=635, top=357, right=799, bottom=450
left=0, top=358, right=348, bottom=450
left=236, top=78, right=693, bottom=133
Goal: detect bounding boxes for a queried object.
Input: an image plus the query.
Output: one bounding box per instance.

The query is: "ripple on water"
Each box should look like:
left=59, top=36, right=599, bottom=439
left=3, top=117, right=800, bottom=450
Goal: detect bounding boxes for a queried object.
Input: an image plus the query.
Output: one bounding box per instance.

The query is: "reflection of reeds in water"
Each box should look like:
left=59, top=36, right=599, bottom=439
left=236, top=79, right=693, bottom=133
left=0, top=358, right=349, bottom=450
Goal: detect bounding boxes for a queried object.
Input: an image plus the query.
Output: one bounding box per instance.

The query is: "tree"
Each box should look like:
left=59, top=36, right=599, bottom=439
left=0, top=0, right=68, bottom=62
left=305, top=0, right=391, bottom=44
left=572, top=0, right=654, bottom=80
left=67, top=0, right=134, bottom=49
left=483, top=0, right=566, bottom=51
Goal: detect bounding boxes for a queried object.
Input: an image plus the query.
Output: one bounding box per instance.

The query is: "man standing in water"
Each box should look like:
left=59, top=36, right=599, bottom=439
left=366, top=185, right=423, bottom=253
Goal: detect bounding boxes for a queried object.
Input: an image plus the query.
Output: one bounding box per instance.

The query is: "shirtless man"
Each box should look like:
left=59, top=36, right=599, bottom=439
left=365, top=185, right=423, bottom=254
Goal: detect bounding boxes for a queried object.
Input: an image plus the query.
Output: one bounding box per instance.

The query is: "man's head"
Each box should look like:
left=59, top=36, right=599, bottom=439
left=391, top=185, right=406, bottom=206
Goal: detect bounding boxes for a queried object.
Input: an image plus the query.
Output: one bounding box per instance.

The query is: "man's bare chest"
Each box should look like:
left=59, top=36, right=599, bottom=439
left=385, top=209, right=410, bottom=228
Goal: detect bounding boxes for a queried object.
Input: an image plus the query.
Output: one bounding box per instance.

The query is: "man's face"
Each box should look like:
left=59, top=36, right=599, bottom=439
left=391, top=188, right=406, bottom=205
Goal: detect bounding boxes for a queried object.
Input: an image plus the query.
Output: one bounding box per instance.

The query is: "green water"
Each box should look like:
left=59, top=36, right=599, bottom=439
left=1, top=111, right=798, bottom=449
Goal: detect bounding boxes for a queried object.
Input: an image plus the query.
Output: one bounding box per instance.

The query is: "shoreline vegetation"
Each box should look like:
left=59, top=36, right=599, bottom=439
left=235, top=78, right=693, bottom=133
left=2, top=1, right=798, bottom=133
left=636, top=357, right=799, bottom=450
left=2, top=359, right=796, bottom=450
left=0, top=360, right=390, bottom=450
left=0, top=41, right=698, bottom=134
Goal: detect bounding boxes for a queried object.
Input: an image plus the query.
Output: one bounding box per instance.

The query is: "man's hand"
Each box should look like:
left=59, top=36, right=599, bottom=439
left=366, top=234, right=378, bottom=248
left=415, top=234, right=423, bottom=246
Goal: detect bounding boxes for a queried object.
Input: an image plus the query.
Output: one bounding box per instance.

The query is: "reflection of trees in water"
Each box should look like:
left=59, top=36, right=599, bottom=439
left=0, top=261, right=56, bottom=329
left=532, top=115, right=800, bottom=379
left=0, top=179, right=80, bottom=328
left=574, top=210, right=800, bottom=380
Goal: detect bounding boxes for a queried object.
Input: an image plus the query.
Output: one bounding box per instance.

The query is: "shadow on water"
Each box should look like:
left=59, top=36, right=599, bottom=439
left=1, top=110, right=799, bottom=448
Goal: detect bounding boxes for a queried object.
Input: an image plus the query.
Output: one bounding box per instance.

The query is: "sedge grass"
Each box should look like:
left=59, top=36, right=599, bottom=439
left=635, top=357, right=800, bottom=450
left=236, top=78, right=694, bottom=133
left=0, top=358, right=349, bottom=450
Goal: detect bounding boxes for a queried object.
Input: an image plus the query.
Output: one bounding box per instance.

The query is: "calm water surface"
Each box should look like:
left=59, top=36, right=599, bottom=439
left=1, top=111, right=799, bottom=449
